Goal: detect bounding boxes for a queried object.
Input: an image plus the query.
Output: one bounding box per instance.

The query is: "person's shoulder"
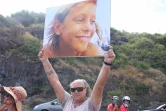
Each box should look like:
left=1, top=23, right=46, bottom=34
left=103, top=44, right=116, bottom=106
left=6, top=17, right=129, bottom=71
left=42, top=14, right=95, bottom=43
left=107, top=103, right=114, bottom=110
left=83, top=43, right=104, bottom=56
left=120, top=105, right=124, bottom=109
left=107, top=103, right=113, bottom=109
left=108, top=103, right=113, bottom=106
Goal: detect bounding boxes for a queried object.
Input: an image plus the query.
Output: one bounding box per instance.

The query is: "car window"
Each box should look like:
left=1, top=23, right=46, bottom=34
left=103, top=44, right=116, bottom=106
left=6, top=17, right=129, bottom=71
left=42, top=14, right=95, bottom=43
left=52, top=99, right=60, bottom=105
left=160, top=106, right=166, bottom=111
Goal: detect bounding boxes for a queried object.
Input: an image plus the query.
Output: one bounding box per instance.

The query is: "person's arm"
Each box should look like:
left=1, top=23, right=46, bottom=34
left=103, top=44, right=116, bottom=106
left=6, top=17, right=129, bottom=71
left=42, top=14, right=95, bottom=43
left=0, top=104, right=5, bottom=111
left=38, top=49, right=65, bottom=103
left=0, top=104, right=8, bottom=111
left=91, top=46, right=116, bottom=105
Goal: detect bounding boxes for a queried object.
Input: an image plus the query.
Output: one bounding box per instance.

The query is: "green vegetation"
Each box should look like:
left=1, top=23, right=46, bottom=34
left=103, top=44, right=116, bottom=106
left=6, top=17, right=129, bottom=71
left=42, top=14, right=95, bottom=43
left=118, top=80, right=149, bottom=96
left=26, top=24, right=44, bottom=39
left=107, top=90, right=121, bottom=97
left=0, top=15, right=18, bottom=28
left=128, top=81, right=149, bottom=96
left=111, top=27, right=166, bottom=74
left=11, top=10, right=45, bottom=27
left=0, top=11, right=43, bottom=61
left=20, top=37, right=41, bottom=59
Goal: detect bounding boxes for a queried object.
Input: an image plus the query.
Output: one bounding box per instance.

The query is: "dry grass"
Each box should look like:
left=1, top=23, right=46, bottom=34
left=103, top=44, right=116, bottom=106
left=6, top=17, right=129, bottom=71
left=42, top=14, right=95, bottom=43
left=111, top=65, right=166, bottom=94
left=22, top=32, right=35, bottom=39
left=56, top=59, right=80, bottom=75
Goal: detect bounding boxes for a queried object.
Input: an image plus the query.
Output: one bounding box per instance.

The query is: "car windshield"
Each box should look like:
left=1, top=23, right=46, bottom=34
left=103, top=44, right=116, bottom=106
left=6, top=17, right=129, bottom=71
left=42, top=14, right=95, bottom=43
left=156, top=104, right=166, bottom=110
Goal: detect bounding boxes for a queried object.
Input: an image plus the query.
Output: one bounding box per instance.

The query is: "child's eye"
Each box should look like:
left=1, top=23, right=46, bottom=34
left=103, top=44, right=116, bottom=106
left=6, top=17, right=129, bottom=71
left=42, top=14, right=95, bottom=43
left=91, top=20, right=95, bottom=23
left=77, top=20, right=83, bottom=22
left=91, top=20, right=96, bottom=24
left=74, top=18, right=83, bottom=22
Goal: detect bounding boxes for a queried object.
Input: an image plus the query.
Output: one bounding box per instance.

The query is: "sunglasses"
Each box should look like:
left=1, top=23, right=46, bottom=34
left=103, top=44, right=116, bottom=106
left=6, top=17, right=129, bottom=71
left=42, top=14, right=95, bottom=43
left=70, top=87, right=86, bottom=92
left=5, top=93, right=12, bottom=97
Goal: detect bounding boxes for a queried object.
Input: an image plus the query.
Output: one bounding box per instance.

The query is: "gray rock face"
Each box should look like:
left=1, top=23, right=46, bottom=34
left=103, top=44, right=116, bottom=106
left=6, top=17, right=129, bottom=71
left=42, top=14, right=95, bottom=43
left=0, top=55, right=45, bottom=94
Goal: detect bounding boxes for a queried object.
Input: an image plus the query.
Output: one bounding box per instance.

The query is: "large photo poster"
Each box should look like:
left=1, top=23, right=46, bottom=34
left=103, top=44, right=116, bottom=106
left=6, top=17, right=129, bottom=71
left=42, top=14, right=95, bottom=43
left=43, top=0, right=111, bottom=57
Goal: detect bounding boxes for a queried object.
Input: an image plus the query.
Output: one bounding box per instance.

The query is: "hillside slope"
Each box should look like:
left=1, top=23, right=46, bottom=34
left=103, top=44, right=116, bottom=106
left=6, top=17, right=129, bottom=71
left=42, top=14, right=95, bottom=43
left=0, top=22, right=166, bottom=110
left=0, top=33, right=166, bottom=111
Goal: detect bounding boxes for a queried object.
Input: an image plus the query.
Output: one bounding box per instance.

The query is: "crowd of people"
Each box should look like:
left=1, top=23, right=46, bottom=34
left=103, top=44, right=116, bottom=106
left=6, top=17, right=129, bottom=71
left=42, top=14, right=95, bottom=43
left=0, top=45, right=115, bottom=111
left=107, top=96, right=131, bottom=111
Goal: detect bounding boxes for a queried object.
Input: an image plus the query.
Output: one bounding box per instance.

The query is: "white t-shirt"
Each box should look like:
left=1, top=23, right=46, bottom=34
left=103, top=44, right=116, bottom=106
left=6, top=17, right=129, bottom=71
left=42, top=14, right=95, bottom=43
left=62, top=91, right=101, bottom=111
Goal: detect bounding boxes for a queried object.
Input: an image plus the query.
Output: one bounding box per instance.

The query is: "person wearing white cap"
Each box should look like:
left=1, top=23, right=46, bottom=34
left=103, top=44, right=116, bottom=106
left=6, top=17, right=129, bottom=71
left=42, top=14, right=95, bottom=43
left=120, top=96, right=131, bottom=111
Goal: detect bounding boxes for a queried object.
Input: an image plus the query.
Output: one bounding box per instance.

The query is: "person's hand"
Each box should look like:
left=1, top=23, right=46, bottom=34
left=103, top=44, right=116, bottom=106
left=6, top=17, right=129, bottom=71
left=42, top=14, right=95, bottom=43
left=38, top=49, right=48, bottom=62
left=112, top=104, right=118, bottom=111
left=104, top=46, right=116, bottom=64
left=115, top=104, right=118, bottom=108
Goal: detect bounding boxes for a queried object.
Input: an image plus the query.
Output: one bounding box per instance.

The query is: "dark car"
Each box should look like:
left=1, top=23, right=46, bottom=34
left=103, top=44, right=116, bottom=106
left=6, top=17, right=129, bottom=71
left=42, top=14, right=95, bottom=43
left=141, top=104, right=166, bottom=111
left=33, top=99, right=63, bottom=111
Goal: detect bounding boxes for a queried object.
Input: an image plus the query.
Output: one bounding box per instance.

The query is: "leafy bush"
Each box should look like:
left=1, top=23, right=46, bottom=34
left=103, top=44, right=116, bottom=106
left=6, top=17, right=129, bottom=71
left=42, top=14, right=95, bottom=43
left=26, top=24, right=44, bottom=40
left=11, top=10, right=45, bottom=27
left=22, top=37, right=42, bottom=59
left=11, top=35, right=42, bottom=60
left=128, top=82, right=149, bottom=96
left=107, top=90, right=120, bottom=97
left=113, top=51, right=129, bottom=68
left=11, top=10, right=35, bottom=27
left=119, top=83, right=126, bottom=90
left=111, top=27, right=166, bottom=74
left=0, top=15, right=12, bottom=28
left=132, top=61, right=150, bottom=70
left=0, top=15, right=19, bottom=28
left=76, top=57, right=103, bottom=66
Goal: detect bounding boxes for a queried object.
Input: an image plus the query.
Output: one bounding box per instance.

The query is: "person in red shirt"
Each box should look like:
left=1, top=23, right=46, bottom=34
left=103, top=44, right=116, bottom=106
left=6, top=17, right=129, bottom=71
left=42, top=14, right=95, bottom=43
left=107, top=96, right=119, bottom=111
left=120, top=96, right=130, bottom=111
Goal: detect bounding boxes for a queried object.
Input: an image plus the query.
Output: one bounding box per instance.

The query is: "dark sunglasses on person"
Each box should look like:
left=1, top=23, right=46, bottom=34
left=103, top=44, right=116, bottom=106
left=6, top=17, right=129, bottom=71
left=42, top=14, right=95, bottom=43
left=70, top=87, right=86, bottom=92
left=5, top=93, right=12, bottom=97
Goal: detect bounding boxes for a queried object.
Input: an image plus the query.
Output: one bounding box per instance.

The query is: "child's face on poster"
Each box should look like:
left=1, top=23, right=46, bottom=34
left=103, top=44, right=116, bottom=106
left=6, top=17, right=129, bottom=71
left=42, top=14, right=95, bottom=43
left=57, top=3, right=96, bottom=53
